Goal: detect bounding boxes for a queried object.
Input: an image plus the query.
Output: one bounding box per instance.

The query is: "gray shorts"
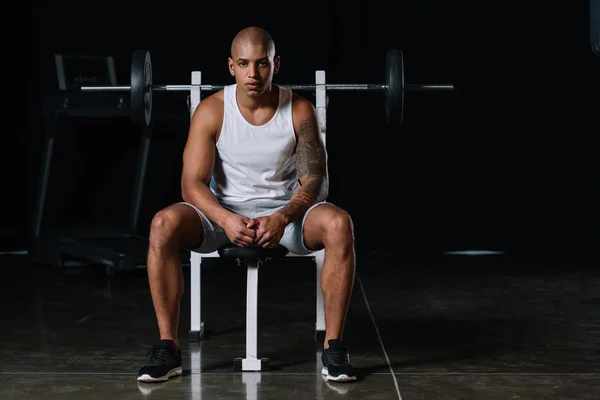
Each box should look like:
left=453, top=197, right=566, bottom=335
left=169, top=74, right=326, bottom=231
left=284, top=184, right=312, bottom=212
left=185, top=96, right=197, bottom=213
left=178, top=201, right=333, bottom=255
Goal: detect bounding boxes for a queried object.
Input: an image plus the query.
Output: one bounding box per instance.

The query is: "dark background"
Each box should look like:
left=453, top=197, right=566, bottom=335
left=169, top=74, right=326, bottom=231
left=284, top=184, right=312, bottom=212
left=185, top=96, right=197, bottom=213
left=17, top=0, right=600, bottom=259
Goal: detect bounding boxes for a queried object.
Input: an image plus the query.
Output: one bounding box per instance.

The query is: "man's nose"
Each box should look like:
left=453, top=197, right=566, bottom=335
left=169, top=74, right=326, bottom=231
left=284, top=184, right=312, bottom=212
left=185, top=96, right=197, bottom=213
left=248, top=63, right=257, bottom=77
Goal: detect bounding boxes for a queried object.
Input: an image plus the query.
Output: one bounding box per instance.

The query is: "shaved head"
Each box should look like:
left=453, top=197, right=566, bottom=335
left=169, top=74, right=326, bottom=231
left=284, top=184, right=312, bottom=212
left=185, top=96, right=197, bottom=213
left=227, top=26, right=280, bottom=102
left=230, top=26, right=276, bottom=59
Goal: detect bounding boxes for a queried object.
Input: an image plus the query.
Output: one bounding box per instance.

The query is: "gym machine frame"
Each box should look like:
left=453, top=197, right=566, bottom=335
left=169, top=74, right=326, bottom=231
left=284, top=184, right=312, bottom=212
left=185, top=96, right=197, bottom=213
left=32, top=55, right=153, bottom=277
left=32, top=117, right=152, bottom=276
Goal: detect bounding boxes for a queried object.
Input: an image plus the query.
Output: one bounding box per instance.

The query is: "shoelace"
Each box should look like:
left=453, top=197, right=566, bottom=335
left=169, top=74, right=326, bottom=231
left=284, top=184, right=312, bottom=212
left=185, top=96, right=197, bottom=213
left=328, top=347, right=350, bottom=365
left=146, top=345, right=172, bottom=365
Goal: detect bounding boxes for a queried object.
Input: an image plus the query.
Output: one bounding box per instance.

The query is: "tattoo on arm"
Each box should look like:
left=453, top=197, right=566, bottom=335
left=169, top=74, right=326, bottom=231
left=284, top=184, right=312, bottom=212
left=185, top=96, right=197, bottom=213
left=278, top=117, right=326, bottom=223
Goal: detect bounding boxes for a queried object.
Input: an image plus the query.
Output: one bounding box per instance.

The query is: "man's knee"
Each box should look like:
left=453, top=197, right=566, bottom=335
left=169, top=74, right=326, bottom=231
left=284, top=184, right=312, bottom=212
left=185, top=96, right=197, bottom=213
left=324, top=208, right=354, bottom=244
left=150, top=204, right=202, bottom=247
left=150, top=208, right=180, bottom=246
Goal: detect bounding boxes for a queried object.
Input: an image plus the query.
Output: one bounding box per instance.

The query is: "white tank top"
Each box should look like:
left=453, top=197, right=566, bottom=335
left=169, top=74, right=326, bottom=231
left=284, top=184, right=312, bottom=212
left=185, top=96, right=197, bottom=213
left=209, top=84, right=301, bottom=211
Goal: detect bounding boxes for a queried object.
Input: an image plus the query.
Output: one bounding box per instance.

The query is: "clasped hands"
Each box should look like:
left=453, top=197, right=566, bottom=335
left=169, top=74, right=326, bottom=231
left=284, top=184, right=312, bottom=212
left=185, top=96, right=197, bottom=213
left=223, top=212, right=287, bottom=248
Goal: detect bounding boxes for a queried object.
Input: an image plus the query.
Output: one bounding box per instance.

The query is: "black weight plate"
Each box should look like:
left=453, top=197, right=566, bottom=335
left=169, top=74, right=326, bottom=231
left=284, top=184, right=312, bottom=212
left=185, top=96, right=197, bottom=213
left=131, top=50, right=152, bottom=126
left=385, top=49, right=404, bottom=126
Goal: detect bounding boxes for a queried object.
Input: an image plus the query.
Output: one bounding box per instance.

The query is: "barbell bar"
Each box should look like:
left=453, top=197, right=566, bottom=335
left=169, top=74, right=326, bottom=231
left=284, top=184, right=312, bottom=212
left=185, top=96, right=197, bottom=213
left=82, top=83, right=449, bottom=91
left=80, top=49, right=454, bottom=127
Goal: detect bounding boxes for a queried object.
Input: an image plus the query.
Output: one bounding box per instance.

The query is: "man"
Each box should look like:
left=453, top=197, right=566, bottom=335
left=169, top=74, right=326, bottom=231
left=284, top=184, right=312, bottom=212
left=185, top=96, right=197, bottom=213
left=137, top=26, right=357, bottom=383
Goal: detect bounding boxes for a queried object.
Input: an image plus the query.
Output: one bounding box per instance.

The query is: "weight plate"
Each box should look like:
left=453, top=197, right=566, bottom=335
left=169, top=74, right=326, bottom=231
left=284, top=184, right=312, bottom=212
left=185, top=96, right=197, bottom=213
left=131, top=50, right=153, bottom=126
left=385, top=49, right=404, bottom=126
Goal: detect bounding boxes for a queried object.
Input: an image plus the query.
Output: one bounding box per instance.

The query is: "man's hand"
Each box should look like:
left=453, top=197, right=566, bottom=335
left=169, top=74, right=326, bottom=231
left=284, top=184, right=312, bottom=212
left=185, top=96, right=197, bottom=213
left=222, top=214, right=257, bottom=247
left=247, top=213, right=287, bottom=248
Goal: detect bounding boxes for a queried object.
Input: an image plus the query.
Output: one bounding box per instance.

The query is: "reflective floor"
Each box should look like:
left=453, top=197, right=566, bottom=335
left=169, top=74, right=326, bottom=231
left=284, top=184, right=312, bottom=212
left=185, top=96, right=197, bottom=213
left=1, top=252, right=599, bottom=399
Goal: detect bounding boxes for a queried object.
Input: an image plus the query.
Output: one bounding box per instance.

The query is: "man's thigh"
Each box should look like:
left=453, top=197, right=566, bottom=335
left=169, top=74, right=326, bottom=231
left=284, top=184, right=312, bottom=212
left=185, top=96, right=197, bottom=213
left=279, top=201, right=336, bottom=255
left=177, top=202, right=231, bottom=253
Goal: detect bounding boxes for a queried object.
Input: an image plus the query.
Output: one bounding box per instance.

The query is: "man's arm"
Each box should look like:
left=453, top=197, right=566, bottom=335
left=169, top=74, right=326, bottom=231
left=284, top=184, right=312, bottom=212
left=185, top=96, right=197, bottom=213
left=181, top=96, right=233, bottom=227
left=275, top=96, right=328, bottom=225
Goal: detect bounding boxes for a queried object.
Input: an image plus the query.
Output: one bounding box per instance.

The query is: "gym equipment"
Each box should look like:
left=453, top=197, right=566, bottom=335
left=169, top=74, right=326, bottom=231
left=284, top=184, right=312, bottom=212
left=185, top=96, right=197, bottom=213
left=223, top=244, right=288, bottom=372
left=79, top=48, right=454, bottom=127
left=33, top=105, right=152, bottom=276
left=592, top=0, right=600, bottom=56
left=131, top=50, right=153, bottom=126
left=187, top=71, right=329, bottom=371
left=32, top=53, right=183, bottom=276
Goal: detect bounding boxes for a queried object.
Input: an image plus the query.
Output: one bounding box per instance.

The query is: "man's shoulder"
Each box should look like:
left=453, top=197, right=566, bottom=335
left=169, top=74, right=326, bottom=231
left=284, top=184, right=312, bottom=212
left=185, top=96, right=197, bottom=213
left=200, top=89, right=225, bottom=108
left=189, top=89, right=226, bottom=137
left=193, top=90, right=225, bottom=119
left=290, top=91, right=316, bottom=116
left=290, top=91, right=312, bottom=106
left=289, top=91, right=318, bottom=124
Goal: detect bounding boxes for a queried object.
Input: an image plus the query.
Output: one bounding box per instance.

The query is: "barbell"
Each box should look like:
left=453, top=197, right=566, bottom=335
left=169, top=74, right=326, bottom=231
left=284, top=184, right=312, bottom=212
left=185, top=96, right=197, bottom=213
left=80, top=49, right=454, bottom=127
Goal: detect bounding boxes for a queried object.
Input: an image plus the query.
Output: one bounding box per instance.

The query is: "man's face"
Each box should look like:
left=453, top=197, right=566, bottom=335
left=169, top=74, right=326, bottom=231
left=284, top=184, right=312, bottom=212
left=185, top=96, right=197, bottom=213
left=228, top=43, right=279, bottom=97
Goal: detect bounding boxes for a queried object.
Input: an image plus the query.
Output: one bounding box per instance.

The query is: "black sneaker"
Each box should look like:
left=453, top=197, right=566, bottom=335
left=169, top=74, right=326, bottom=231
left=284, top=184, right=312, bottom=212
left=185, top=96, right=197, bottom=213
left=137, top=340, right=183, bottom=382
left=321, top=339, right=357, bottom=382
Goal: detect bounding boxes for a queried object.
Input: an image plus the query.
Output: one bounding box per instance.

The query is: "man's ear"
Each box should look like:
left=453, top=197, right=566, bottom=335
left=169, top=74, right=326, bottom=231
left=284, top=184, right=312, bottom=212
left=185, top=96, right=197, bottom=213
left=228, top=57, right=235, bottom=76
left=273, top=55, right=280, bottom=74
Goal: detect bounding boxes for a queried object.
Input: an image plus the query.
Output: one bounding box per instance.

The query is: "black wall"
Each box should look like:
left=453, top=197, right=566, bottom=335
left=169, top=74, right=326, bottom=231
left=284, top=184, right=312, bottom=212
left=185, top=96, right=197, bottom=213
left=19, top=0, right=600, bottom=257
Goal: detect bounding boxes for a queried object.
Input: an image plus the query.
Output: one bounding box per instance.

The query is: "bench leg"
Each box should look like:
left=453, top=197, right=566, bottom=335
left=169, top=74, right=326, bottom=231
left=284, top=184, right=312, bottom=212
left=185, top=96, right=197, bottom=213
left=234, top=260, right=270, bottom=371
left=315, top=249, right=326, bottom=341
left=189, top=251, right=205, bottom=342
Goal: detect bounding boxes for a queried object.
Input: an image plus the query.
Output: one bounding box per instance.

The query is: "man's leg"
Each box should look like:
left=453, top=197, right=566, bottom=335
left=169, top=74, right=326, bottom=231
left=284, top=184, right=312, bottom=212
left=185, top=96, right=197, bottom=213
left=138, top=203, right=204, bottom=383
left=147, top=203, right=204, bottom=346
left=302, top=203, right=357, bottom=381
left=302, top=203, right=356, bottom=347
